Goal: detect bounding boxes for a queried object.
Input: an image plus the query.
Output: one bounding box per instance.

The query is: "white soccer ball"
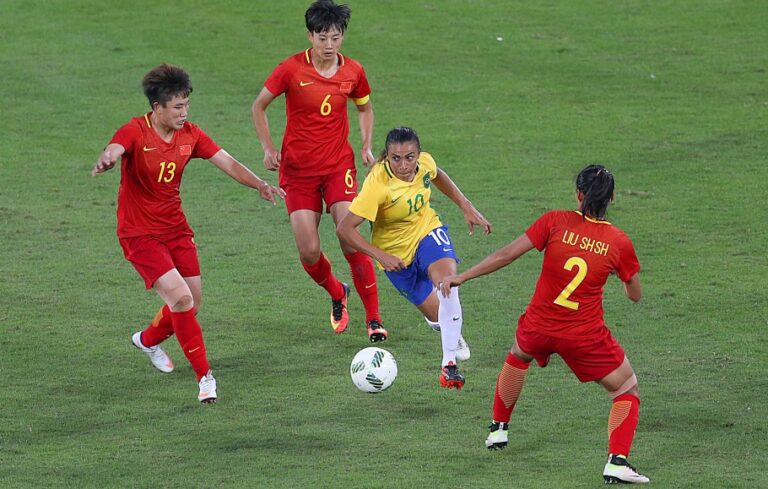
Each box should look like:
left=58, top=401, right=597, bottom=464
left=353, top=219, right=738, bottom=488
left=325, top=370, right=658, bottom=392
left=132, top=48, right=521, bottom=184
left=350, top=347, right=398, bottom=393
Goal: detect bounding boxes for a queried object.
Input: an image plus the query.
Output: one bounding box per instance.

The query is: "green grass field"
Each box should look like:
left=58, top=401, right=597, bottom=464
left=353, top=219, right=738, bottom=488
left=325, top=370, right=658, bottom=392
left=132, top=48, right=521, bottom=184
left=1, top=1, right=766, bottom=487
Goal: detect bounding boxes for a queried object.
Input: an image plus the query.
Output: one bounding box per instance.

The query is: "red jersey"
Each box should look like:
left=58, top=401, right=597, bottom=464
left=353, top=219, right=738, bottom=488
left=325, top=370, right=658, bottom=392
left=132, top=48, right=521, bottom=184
left=264, top=49, right=371, bottom=178
left=522, top=210, right=640, bottom=339
left=110, top=113, right=221, bottom=238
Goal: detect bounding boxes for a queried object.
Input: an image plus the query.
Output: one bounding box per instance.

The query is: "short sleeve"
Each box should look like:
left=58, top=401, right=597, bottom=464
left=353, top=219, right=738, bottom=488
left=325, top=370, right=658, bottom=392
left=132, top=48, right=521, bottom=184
left=264, top=61, right=290, bottom=96
left=349, top=170, right=386, bottom=222
left=419, top=153, right=439, bottom=180
left=525, top=212, right=555, bottom=251
left=350, top=65, right=371, bottom=101
left=191, top=125, right=221, bottom=160
left=109, top=121, right=141, bottom=155
left=615, top=235, right=641, bottom=282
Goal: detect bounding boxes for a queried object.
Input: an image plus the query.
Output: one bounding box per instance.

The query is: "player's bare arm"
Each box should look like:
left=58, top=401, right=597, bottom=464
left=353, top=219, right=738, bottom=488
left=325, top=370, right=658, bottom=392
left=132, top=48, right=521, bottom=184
left=355, top=100, right=376, bottom=166
left=91, top=143, right=125, bottom=176
left=432, top=168, right=492, bottom=236
left=251, top=87, right=281, bottom=171
left=623, top=273, right=642, bottom=302
left=337, top=211, right=406, bottom=271
left=208, top=149, right=286, bottom=205
left=439, top=234, right=535, bottom=297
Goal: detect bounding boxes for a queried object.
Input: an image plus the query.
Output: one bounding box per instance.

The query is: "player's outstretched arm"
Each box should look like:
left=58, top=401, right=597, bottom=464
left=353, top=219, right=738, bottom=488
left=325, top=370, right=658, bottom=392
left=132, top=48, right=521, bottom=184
left=208, top=149, right=285, bottom=205
left=432, top=168, right=491, bottom=236
left=252, top=87, right=281, bottom=171
left=336, top=211, right=406, bottom=271
left=91, top=143, right=125, bottom=176
left=439, top=234, right=535, bottom=297
left=355, top=101, right=376, bottom=166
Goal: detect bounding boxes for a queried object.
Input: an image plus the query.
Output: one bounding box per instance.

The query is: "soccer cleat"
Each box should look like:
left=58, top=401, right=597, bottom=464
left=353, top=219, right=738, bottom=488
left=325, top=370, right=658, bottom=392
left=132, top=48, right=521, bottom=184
left=439, top=361, right=465, bottom=390
left=485, top=421, right=509, bottom=450
left=131, top=332, right=174, bottom=373
left=198, top=370, right=217, bottom=404
left=456, top=335, right=471, bottom=361
left=603, top=454, right=650, bottom=484
left=330, top=283, right=350, bottom=333
left=367, top=319, right=388, bottom=343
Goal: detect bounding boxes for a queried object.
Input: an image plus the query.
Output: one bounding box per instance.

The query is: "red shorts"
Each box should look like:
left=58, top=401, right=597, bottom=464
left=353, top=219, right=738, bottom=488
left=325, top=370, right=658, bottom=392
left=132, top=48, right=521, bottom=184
left=279, top=167, right=358, bottom=214
left=515, top=314, right=625, bottom=382
left=119, top=233, right=200, bottom=289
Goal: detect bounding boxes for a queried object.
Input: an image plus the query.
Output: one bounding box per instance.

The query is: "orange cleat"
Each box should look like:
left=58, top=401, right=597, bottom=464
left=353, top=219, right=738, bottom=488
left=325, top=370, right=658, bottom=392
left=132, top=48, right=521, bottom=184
left=330, top=283, right=350, bottom=333
left=439, top=361, right=465, bottom=390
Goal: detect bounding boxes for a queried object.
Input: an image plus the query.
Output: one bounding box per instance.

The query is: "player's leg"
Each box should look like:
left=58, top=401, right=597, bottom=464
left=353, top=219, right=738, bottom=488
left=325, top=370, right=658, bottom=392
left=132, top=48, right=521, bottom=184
left=154, top=270, right=216, bottom=403
left=120, top=235, right=175, bottom=373
left=291, top=209, right=348, bottom=332
left=599, top=357, right=649, bottom=484
left=327, top=170, right=382, bottom=335
left=137, top=272, right=202, bottom=350
left=486, top=339, right=534, bottom=449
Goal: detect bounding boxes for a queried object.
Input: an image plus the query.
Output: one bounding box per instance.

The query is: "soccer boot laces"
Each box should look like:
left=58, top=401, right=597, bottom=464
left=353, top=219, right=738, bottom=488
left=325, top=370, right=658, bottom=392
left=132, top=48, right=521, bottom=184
left=131, top=332, right=174, bottom=373
left=198, top=370, right=218, bottom=404
left=603, top=454, right=650, bottom=484
left=367, top=319, right=388, bottom=343
left=439, top=361, right=465, bottom=390
left=330, top=282, right=350, bottom=333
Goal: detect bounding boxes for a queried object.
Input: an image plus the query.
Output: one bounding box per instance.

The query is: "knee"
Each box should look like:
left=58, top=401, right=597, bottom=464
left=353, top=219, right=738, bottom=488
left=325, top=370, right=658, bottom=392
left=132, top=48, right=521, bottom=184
left=298, top=248, right=321, bottom=265
left=171, top=294, right=195, bottom=312
left=609, top=374, right=639, bottom=399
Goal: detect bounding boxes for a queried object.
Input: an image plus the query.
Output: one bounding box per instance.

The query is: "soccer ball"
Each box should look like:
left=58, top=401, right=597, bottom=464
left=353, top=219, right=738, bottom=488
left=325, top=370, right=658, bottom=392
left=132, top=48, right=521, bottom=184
left=350, top=347, right=398, bottom=393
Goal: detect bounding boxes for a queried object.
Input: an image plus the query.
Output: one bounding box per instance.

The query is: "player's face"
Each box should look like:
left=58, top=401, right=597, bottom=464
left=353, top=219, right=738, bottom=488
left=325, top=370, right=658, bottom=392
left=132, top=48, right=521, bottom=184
left=154, top=95, right=189, bottom=131
left=386, top=141, right=420, bottom=182
left=307, top=27, right=344, bottom=62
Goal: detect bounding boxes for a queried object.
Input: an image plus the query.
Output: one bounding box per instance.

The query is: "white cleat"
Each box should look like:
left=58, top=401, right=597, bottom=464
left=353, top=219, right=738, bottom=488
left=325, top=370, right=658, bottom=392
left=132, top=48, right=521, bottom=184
left=456, top=335, right=471, bottom=361
left=198, top=370, right=217, bottom=404
left=485, top=421, right=509, bottom=450
left=603, top=454, right=650, bottom=484
left=131, top=332, right=174, bottom=373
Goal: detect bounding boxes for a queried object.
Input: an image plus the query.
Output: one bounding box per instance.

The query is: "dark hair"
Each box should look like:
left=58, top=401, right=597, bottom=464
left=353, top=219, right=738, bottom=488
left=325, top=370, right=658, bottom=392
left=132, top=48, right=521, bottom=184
left=378, top=127, right=421, bottom=161
left=305, top=0, right=351, bottom=34
left=142, top=64, right=193, bottom=109
left=576, top=164, right=614, bottom=219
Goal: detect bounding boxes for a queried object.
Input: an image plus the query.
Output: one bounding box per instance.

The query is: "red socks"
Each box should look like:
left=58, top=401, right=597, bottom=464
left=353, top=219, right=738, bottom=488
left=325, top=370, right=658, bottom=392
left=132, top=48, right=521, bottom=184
left=492, top=352, right=530, bottom=423
left=302, top=253, right=344, bottom=300
left=608, top=393, right=640, bottom=456
left=140, top=305, right=174, bottom=347
left=344, top=251, right=380, bottom=322
left=171, top=309, right=210, bottom=381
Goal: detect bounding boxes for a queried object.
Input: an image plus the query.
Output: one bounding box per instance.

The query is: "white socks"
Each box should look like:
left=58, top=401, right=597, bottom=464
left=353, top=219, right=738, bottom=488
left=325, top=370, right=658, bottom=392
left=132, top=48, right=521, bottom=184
left=437, top=286, right=463, bottom=366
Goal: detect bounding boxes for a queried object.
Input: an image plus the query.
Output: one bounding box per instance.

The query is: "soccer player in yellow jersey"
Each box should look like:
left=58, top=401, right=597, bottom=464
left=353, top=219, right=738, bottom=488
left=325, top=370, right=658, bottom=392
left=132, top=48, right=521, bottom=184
left=337, top=127, right=491, bottom=389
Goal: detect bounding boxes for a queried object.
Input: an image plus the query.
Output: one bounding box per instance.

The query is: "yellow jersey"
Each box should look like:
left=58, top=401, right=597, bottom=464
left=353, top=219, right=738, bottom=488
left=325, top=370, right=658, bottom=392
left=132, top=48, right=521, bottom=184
left=349, top=152, right=443, bottom=267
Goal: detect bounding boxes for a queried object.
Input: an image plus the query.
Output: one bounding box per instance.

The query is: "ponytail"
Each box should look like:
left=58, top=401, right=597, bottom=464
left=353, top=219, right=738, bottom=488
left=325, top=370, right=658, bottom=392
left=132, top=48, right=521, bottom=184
left=576, top=165, right=614, bottom=219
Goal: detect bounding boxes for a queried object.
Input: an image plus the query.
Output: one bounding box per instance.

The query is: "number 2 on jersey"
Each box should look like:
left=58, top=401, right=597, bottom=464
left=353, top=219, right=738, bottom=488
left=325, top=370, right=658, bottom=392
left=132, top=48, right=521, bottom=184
left=554, top=256, right=587, bottom=310
left=157, top=161, right=176, bottom=183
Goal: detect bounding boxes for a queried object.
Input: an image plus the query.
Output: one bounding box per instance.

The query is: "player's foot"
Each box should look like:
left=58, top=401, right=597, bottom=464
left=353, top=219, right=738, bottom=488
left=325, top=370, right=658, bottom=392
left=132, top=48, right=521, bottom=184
left=198, top=370, right=217, bottom=404
left=603, top=454, right=650, bottom=484
left=485, top=421, right=509, bottom=450
left=330, top=283, right=350, bottom=333
left=131, top=332, right=174, bottom=373
left=367, top=319, right=388, bottom=343
left=439, top=361, right=465, bottom=390
left=456, top=335, right=471, bottom=361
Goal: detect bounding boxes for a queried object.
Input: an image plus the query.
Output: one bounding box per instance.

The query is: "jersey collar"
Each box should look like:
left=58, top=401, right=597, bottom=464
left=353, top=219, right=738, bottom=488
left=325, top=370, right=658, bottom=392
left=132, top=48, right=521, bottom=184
left=575, top=210, right=611, bottom=225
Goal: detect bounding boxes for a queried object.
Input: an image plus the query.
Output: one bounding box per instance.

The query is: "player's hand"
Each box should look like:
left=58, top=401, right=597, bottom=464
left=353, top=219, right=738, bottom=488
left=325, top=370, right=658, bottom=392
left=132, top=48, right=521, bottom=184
left=463, top=204, right=492, bottom=236
left=263, top=149, right=281, bottom=171
left=376, top=252, right=406, bottom=272
left=361, top=148, right=376, bottom=167
left=257, top=181, right=286, bottom=205
left=438, top=275, right=463, bottom=297
left=92, top=149, right=117, bottom=176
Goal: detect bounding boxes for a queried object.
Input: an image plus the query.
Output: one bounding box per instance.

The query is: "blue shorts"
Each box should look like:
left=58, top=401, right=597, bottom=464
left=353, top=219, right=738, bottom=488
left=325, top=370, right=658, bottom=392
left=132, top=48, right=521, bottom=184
left=385, top=226, right=459, bottom=306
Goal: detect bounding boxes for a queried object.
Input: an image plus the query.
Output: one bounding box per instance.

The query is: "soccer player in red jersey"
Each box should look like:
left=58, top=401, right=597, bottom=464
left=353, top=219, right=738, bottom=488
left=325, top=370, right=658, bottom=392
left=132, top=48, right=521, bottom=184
left=252, top=0, right=384, bottom=341
left=92, top=64, right=284, bottom=404
left=440, top=165, right=650, bottom=484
